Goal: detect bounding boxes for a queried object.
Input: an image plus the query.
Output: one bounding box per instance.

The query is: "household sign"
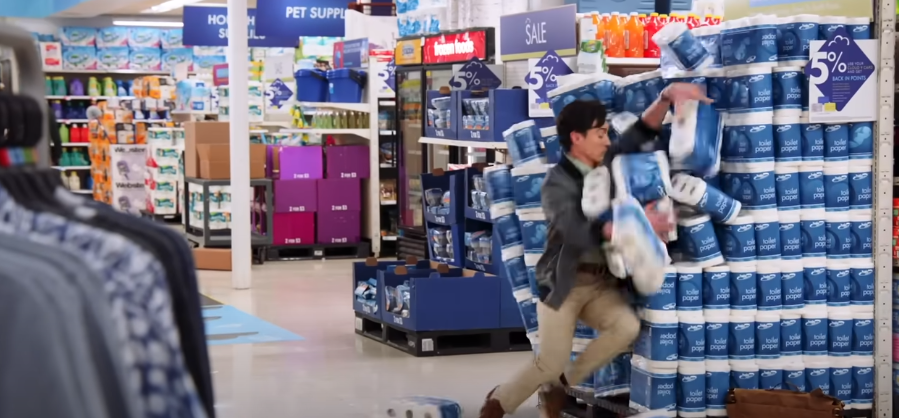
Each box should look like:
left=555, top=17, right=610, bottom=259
left=805, top=27, right=878, bottom=123
left=449, top=58, right=502, bottom=90
left=500, top=5, right=577, bottom=61
left=182, top=7, right=297, bottom=47
left=423, top=31, right=488, bottom=64
left=525, top=51, right=572, bottom=117
left=254, top=0, right=348, bottom=38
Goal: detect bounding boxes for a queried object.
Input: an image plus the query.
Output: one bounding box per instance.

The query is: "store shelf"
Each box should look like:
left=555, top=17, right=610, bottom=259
left=70, top=189, right=93, bottom=194
left=61, top=143, right=90, bottom=147
left=419, top=137, right=508, bottom=149
left=46, top=95, right=136, bottom=100
left=52, top=166, right=91, bottom=170
left=605, top=57, right=660, bottom=66
left=296, top=102, right=369, bottom=112
left=284, top=128, right=371, bottom=139
left=379, top=163, right=395, bottom=168
left=171, top=110, right=217, bottom=115
left=382, top=235, right=398, bottom=241
left=379, top=130, right=396, bottom=136
left=45, top=69, right=173, bottom=75
left=381, top=200, right=397, bottom=205
left=379, top=100, right=396, bottom=106
left=58, top=119, right=90, bottom=124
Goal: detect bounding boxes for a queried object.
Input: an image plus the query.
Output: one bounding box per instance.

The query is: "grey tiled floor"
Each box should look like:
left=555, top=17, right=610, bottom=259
left=198, top=259, right=540, bottom=418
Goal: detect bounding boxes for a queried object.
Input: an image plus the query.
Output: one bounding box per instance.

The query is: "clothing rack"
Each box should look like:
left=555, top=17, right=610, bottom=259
left=0, top=24, right=50, bottom=166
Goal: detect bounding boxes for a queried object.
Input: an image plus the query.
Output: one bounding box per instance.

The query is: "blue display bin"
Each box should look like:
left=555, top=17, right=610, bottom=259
left=379, top=263, right=501, bottom=331
left=327, top=69, right=367, bottom=103
left=464, top=232, right=504, bottom=276
left=457, top=89, right=529, bottom=142
left=352, top=257, right=431, bottom=319
left=427, top=224, right=465, bottom=268
left=295, top=69, right=328, bottom=102
left=421, top=168, right=465, bottom=226
left=464, top=165, right=493, bottom=223
left=500, top=271, right=526, bottom=328
left=424, top=90, right=458, bottom=139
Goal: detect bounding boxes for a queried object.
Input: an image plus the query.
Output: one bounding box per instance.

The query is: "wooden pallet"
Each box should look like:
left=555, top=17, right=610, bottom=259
left=267, top=242, right=371, bottom=261
left=354, top=312, right=531, bottom=357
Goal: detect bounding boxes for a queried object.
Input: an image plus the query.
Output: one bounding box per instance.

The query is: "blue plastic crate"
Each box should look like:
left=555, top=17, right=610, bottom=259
left=295, top=69, right=328, bottom=102
left=457, top=89, right=530, bottom=142
left=424, top=90, right=458, bottom=139
left=421, top=168, right=465, bottom=226
left=352, top=257, right=431, bottom=319
left=327, top=68, right=367, bottom=103
left=379, top=265, right=501, bottom=331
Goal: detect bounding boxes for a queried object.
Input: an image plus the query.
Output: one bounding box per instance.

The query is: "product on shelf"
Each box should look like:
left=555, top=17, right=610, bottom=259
left=354, top=278, right=379, bottom=314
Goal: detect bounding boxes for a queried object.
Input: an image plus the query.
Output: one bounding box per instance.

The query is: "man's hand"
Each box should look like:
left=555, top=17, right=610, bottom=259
left=662, top=82, right=713, bottom=114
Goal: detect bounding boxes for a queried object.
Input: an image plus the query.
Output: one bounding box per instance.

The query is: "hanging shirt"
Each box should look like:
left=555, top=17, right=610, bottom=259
left=0, top=187, right=207, bottom=418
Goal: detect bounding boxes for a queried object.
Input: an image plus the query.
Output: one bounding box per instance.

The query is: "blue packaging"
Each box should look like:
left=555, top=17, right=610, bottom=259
left=780, top=218, right=802, bottom=260
left=831, top=366, right=853, bottom=403
left=678, top=320, right=706, bottom=361
left=801, top=120, right=825, bottom=161
left=824, top=124, right=850, bottom=162
left=828, top=315, right=853, bottom=356
left=777, top=20, right=818, bottom=62
left=705, top=368, right=730, bottom=412
left=705, top=320, right=729, bottom=359
left=850, top=265, right=875, bottom=307
left=850, top=218, right=873, bottom=258
left=803, top=262, right=828, bottom=304
left=677, top=216, right=722, bottom=264
left=798, top=167, right=825, bottom=209
left=511, top=169, right=547, bottom=210
left=806, top=364, right=831, bottom=394
left=731, top=367, right=760, bottom=389
left=772, top=68, right=803, bottom=110
left=642, top=75, right=665, bottom=105
left=773, top=121, right=803, bottom=164
left=756, top=315, right=782, bottom=358
left=162, top=29, right=184, bottom=49
left=730, top=269, right=758, bottom=311
left=540, top=127, right=562, bottom=164
left=658, top=23, right=713, bottom=71
left=484, top=165, right=513, bottom=204
left=527, top=266, right=539, bottom=296
left=758, top=363, right=784, bottom=389
left=519, top=217, right=547, bottom=253
left=612, top=152, right=670, bottom=204
left=61, top=27, right=97, bottom=46
left=676, top=369, right=706, bottom=415
left=720, top=22, right=778, bottom=66
left=493, top=213, right=522, bottom=247
left=849, top=169, right=873, bottom=210
left=722, top=117, right=774, bottom=163
left=802, top=316, right=828, bottom=355
left=725, top=70, right=774, bottom=113
left=677, top=268, right=703, bottom=311
left=503, top=256, right=530, bottom=291
left=852, top=316, right=875, bottom=355
left=97, top=27, right=129, bottom=47
left=634, top=322, right=680, bottom=362
left=823, top=170, right=850, bottom=212
left=848, top=122, right=874, bottom=159
left=616, top=77, right=652, bottom=114
left=705, top=70, right=728, bottom=110
left=161, top=48, right=194, bottom=71
left=780, top=315, right=803, bottom=355
left=784, top=365, right=807, bottom=391
left=825, top=217, right=853, bottom=259
left=97, top=47, right=130, bottom=70
left=721, top=169, right=777, bottom=210
left=800, top=217, right=827, bottom=257
left=703, top=267, right=731, bottom=310
left=782, top=270, right=805, bottom=310
left=518, top=297, right=539, bottom=334
left=630, top=365, right=677, bottom=412
left=62, top=46, right=98, bottom=70
left=728, top=318, right=756, bottom=359
left=129, top=47, right=162, bottom=71
left=594, top=353, right=631, bottom=397
left=755, top=217, right=781, bottom=261
left=716, top=220, right=756, bottom=262
left=826, top=264, right=852, bottom=306
left=695, top=181, right=741, bottom=224
left=504, top=121, right=544, bottom=167
left=694, top=25, right=722, bottom=67
left=775, top=169, right=801, bottom=210
left=847, top=18, right=871, bottom=39
left=757, top=270, right=783, bottom=310
left=646, top=269, right=678, bottom=312
left=852, top=362, right=875, bottom=405
left=128, top=28, right=162, bottom=48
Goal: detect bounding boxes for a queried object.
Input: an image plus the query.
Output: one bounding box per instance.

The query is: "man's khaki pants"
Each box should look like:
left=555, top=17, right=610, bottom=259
left=490, top=270, right=641, bottom=413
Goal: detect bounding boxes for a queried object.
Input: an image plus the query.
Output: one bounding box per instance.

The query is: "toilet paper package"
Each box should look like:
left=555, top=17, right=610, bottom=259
left=582, top=166, right=611, bottom=220
left=615, top=72, right=657, bottom=114
left=678, top=311, right=706, bottom=362
left=517, top=296, right=539, bottom=335
left=716, top=215, right=756, bottom=262
left=800, top=208, right=827, bottom=257
left=729, top=314, right=757, bottom=359
left=852, top=356, right=874, bottom=409
left=702, top=68, right=728, bottom=110
left=850, top=259, right=874, bottom=309
left=518, top=212, right=547, bottom=253
left=594, top=353, right=632, bottom=397
left=484, top=165, right=514, bottom=205
left=385, top=396, right=462, bottom=418
left=824, top=124, right=850, bottom=162
left=805, top=358, right=832, bottom=394
left=781, top=259, right=805, bottom=310
left=704, top=360, right=731, bottom=416
left=729, top=262, right=758, bottom=313
left=757, top=263, right=783, bottom=312
left=705, top=310, right=729, bottom=359
left=852, top=311, right=874, bottom=355
left=781, top=312, right=803, bottom=357
left=634, top=318, right=680, bottom=367
left=720, top=17, right=778, bottom=67
left=803, top=257, right=828, bottom=305
left=677, top=264, right=703, bottom=312
left=754, top=210, right=781, bottom=261
left=773, top=117, right=803, bottom=164
left=849, top=210, right=873, bottom=259
left=549, top=73, right=620, bottom=117
left=721, top=162, right=777, bottom=211
left=510, top=165, right=550, bottom=210
left=775, top=165, right=801, bottom=211
left=825, top=213, right=853, bottom=259
left=503, top=121, right=545, bottom=167
left=693, top=25, right=723, bottom=68
left=644, top=266, right=678, bottom=314
left=668, top=101, right=724, bottom=177
left=848, top=122, right=873, bottom=160
left=828, top=310, right=853, bottom=356
left=779, top=212, right=802, bottom=260
left=677, top=215, right=724, bottom=267
left=611, top=151, right=671, bottom=203
left=611, top=196, right=671, bottom=295
left=722, top=112, right=774, bottom=163
left=818, top=16, right=847, bottom=40
left=669, top=174, right=741, bottom=224
left=494, top=212, right=523, bottom=248
left=676, top=361, right=706, bottom=417
left=725, top=67, right=774, bottom=114
left=756, top=312, right=782, bottom=358
left=503, top=252, right=530, bottom=293
left=846, top=17, right=871, bottom=39
left=802, top=308, right=829, bottom=356
left=730, top=360, right=760, bottom=389
left=757, top=358, right=785, bottom=389
left=800, top=114, right=825, bottom=162
left=783, top=359, right=807, bottom=391
left=798, top=164, right=825, bottom=209
left=540, top=126, right=562, bottom=164
left=830, top=358, right=854, bottom=404
left=777, top=15, right=819, bottom=64
left=629, top=355, right=678, bottom=416
left=703, top=266, right=731, bottom=311
left=772, top=67, right=804, bottom=111
left=653, top=22, right=714, bottom=72
left=848, top=164, right=873, bottom=210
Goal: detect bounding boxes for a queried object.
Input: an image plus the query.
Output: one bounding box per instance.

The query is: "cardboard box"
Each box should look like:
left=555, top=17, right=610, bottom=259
left=194, top=142, right=266, bottom=179
left=193, top=247, right=232, bottom=270
left=185, top=121, right=229, bottom=178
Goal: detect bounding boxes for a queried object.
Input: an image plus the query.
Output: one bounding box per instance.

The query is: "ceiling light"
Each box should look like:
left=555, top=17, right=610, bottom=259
left=113, top=20, right=184, bottom=27
left=141, top=0, right=205, bottom=14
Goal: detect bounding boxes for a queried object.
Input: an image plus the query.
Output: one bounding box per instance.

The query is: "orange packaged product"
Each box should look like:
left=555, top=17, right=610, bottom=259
left=624, top=12, right=644, bottom=58
left=605, top=11, right=625, bottom=58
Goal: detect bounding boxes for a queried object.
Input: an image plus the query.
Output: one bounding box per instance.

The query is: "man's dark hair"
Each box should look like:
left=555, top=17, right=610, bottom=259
left=555, top=100, right=607, bottom=151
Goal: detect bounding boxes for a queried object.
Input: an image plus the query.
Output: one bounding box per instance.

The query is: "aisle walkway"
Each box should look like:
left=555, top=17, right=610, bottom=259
left=198, top=259, right=539, bottom=418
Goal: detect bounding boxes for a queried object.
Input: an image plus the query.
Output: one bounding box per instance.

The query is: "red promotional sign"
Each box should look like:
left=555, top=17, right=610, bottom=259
left=423, top=30, right=487, bottom=64
left=212, top=63, right=229, bottom=86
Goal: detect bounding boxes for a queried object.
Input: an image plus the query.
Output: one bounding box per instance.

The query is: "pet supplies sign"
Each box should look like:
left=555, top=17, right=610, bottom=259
left=805, top=28, right=878, bottom=123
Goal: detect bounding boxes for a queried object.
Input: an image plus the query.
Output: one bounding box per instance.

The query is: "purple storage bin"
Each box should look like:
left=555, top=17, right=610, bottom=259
left=326, top=145, right=370, bottom=179
left=280, top=146, right=323, bottom=180
left=317, top=210, right=361, bottom=243
left=317, top=178, right=361, bottom=212
left=274, top=179, right=317, bottom=213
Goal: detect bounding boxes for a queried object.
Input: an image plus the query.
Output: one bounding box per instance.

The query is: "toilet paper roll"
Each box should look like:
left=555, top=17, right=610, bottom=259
left=501, top=244, right=525, bottom=262
left=825, top=212, right=852, bottom=259
left=780, top=259, right=805, bottom=311
left=775, top=164, right=801, bottom=211
left=846, top=17, right=871, bottom=39
left=484, top=164, right=514, bottom=204
left=800, top=208, right=827, bottom=257
left=781, top=312, right=803, bottom=357
left=830, top=357, right=854, bottom=403
left=722, top=112, right=774, bottom=163
left=824, top=123, right=850, bottom=163
left=633, top=320, right=680, bottom=368
left=704, top=360, right=731, bottom=416
left=629, top=355, right=678, bottom=416
left=676, top=360, right=707, bottom=417
left=848, top=163, right=873, bottom=210
left=803, top=256, right=828, bottom=306
left=798, top=163, right=825, bottom=209
left=703, top=265, right=732, bottom=310
left=489, top=201, right=516, bottom=219
left=753, top=210, right=781, bottom=261
left=819, top=15, right=848, bottom=40
left=721, top=17, right=778, bottom=68
left=669, top=174, right=741, bottom=224
left=729, top=261, right=758, bottom=312
left=757, top=263, right=782, bottom=312
left=676, top=263, right=704, bottom=311
left=615, top=73, right=654, bottom=115
left=848, top=121, right=874, bottom=160
left=519, top=212, right=547, bottom=253
left=827, top=305, right=853, bottom=316
left=716, top=215, right=756, bottom=262
left=677, top=310, right=706, bottom=362
left=802, top=308, right=828, bottom=356
left=730, top=360, right=760, bottom=389
left=851, top=356, right=875, bottom=409
left=756, top=311, right=782, bottom=358
left=503, top=120, right=545, bottom=168
left=823, top=163, right=850, bottom=212
left=512, top=287, right=533, bottom=303
left=644, top=266, right=678, bottom=313
left=705, top=310, right=730, bottom=360
left=757, top=358, right=785, bottom=389
left=828, top=310, right=853, bottom=356
left=777, top=15, right=819, bottom=64
left=800, top=113, right=824, bottom=162
left=782, top=359, right=807, bottom=391
left=694, top=24, right=723, bottom=67
left=702, top=68, right=728, bottom=110
left=494, top=212, right=523, bottom=247
left=773, top=116, right=803, bottom=165
left=772, top=67, right=803, bottom=111
left=851, top=311, right=874, bottom=355
left=518, top=296, right=539, bottom=334
left=540, top=126, right=562, bottom=164
left=729, top=314, right=757, bottom=360
left=850, top=259, right=874, bottom=309
left=805, top=357, right=832, bottom=393
left=510, top=164, right=550, bottom=210
left=720, top=162, right=777, bottom=211
left=677, top=215, right=724, bottom=267
left=504, top=254, right=530, bottom=293
left=778, top=211, right=802, bottom=260
left=582, top=165, right=611, bottom=220
left=523, top=252, right=541, bottom=267
left=653, top=21, right=714, bottom=71
left=849, top=210, right=873, bottom=260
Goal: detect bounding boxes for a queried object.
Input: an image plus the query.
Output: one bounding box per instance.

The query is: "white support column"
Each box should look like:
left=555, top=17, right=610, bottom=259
left=228, top=0, right=251, bottom=289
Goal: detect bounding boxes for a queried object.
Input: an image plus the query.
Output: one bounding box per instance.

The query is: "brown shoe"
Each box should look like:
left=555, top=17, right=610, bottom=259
left=479, top=387, right=506, bottom=418
left=537, top=384, right=567, bottom=418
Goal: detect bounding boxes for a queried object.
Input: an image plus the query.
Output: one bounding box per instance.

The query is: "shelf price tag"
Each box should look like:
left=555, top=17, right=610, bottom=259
left=449, top=58, right=502, bottom=91
left=525, top=51, right=572, bottom=118
left=804, top=28, right=878, bottom=123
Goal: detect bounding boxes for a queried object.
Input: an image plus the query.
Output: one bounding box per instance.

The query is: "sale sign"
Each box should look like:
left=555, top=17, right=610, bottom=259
left=805, top=27, right=878, bottom=123
left=525, top=51, right=573, bottom=117
left=448, top=58, right=502, bottom=90
left=423, top=30, right=488, bottom=64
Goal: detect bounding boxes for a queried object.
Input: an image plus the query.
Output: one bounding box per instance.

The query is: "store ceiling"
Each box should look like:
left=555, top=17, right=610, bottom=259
left=55, top=0, right=257, bottom=17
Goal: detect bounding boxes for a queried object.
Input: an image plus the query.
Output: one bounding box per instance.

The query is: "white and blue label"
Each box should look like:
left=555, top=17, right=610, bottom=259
left=825, top=220, right=853, bottom=259
left=504, top=256, right=531, bottom=291
left=677, top=371, right=707, bottom=414
left=774, top=123, right=802, bottom=163
left=819, top=23, right=845, bottom=41
left=705, top=320, right=729, bottom=359
left=823, top=124, right=849, bottom=162
left=708, top=75, right=728, bottom=110
left=666, top=29, right=712, bottom=71
left=726, top=73, right=774, bottom=114
left=697, top=185, right=741, bottom=224
left=759, top=366, right=784, bottom=390
left=850, top=220, right=873, bottom=258
left=678, top=322, right=706, bottom=361
left=852, top=317, right=874, bottom=355
left=781, top=317, right=803, bottom=355
left=800, top=218, right=827, bottom=257
left=775, top=171, right=801, bottom=210
left=802, top=317, right=828, bottom=354
left=485, top=167, right=514, bottom=203
left=512, top=172, right=547, bottom=210
left=703, top=270, right=731, bottom=309
left=848, top=171, right=873, bottom=209
left=618, top=153, right=668, bottom=203
left=678, top=219, right=723, bottom=264
left=848, top=122, right=874, bottom=159
left=646, top=271, right=678, bottom=311
left=801, top=122, right=824, bottom=161
left=634, top=322, right=679, bottom=362
left=823, top=171, right=850, bottom=212
left=721, top=24, right=777, bottom=67
left=723, top=122, right=775, bottom=162
left=731, top=369, right=760, bottom=389
left=617, top=80, right=651, bottom=115
left=826, top=266, right=852, bottom=306
left=852, top=365, right=875, bottom=404
left=850, top=267, right=874, bottom=306
left=756, top=318, right=781, bottom=358
left=527, top=266, right=539, bottom=296
left=543, top=133, right=562, bottom=164
left=677, top=271, right=703, bottom=311
left=520, top=219, right=548, bottom=252
left=630, top=367, right=677, bottom=412
left=784, top=367, right=807, bottom=392
left=831, top=366, right=853, bottom=403
left=828, top=318, right=852, bottom=356
left=728, top=319, right=756, bottom=359
left=755, top=220, right=781, bottom=260
left=806, top=365, right=831, bottom=394
left=716, top=223, right=756, bottom=262
left=780, top=221, right=802, bottom=260
left=705, top=369, right=730, bottom=410
left=782, top=271, right=804, bottom=310
left=798, top=168, right=825, bottom=209
left=803, top=265, right=828, bottom=304
left=777, top=21, right=818, bottom=61
left=773, top=70, right=803, bottom=110
left=730, top=271, right=758, bottom=310
left=722, top=171, right=777, bottom=210
left=494, top=213, right=523, bottom=247
left=518, top=297, right=539, bottom=333
left=576, top=321, right=597, bottom=339
left=758, top=271, right=783, bottom=310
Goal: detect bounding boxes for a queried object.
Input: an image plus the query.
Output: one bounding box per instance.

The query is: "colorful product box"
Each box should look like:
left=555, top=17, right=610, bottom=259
left=62, top=46, right=98, bottom=70
left=97, top=47, right=130, bottom=70
left=130, top=47, right=162, bottom=71
left=97, top=27, right=129, bottom=47
left=128, top=28, right=162, bottom=48
left=162, top=48, right=194, bottom=71
left=161, top=29, right=184, bottom=49
left=60, top=27, right=96, bottom=46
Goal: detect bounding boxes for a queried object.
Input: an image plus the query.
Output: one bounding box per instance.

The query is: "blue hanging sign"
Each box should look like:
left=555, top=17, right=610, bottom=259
left=182, top=7, right=298, bottom=47
left=449, top=58, right=502, bottom=90
left=500, top=5, right=578, bottom=61
left=525, top=51, right=572, bottom=101
left=253, top=0, right=348, bottom=38
left=378, top=59, right=396, bottom=91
